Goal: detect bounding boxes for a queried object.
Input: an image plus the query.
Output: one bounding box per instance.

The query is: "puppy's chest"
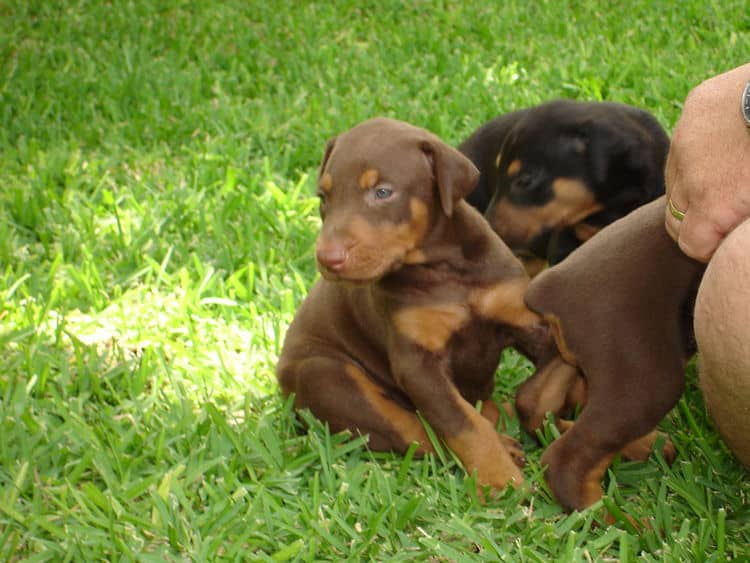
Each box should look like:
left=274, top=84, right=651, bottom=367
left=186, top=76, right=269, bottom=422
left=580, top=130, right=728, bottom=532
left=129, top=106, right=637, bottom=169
left=447, top=316, right=511, bottom=384
left=389, top=297, right=507, bottom=385
left=388, top=279, right=520, bottom=354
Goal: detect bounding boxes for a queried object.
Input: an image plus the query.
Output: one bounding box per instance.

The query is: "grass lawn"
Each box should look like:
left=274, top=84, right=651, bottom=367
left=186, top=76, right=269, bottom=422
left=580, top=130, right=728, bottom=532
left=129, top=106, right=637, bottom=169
left=1, top=0, right=749, bottom=560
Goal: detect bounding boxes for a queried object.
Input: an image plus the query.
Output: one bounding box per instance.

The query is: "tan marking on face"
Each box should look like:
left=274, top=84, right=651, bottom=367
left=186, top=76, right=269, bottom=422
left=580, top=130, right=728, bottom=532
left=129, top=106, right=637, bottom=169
left=392, top=303, right=470, bottom=352
left=443, top=397, right=524, bottom=491
left=320, top=173, right=333, bottom=193
left=347, top=198, right=428, bottom=250
left=359, top=168, right=379, bottom=190
left=573, top=222, right=600, bottom=242
left=489, top=177, right=602, bottom=246
left=494, top=152, right=503, bottom=168
left=326, top=198, right=430, bottom=281
left=550, top=178, right=604, bottom=228
left=408, top=198, right=429, bottom=240
left=543, top=313, right=578, bottom=366
left=469, top=277, right=541, bottom=327
left=489, top=199, right=540, bottom=246
left=344, top=364, right=433, bottom=453
left=507, top=159, right=522, bottom=177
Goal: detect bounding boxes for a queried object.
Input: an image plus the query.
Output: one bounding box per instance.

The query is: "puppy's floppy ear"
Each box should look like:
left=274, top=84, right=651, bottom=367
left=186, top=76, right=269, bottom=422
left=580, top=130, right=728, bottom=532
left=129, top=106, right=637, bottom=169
left=419, top=139, right=480, bottom=216
left=318, top=136, right=337, bottom=179
left=585, top=121, right=647, bottom=187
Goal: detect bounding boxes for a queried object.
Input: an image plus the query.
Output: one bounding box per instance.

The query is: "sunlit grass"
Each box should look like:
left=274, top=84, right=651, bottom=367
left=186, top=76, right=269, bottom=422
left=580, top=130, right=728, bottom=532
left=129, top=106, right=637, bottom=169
left=1, top=0, right=749, bottom=559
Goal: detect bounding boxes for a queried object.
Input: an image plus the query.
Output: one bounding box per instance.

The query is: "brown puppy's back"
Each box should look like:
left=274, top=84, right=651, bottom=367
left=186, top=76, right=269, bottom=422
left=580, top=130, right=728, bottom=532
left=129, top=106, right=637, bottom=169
left=522, top=196, right=706, bottom=511
left=526, top=196, right=704, bottom=380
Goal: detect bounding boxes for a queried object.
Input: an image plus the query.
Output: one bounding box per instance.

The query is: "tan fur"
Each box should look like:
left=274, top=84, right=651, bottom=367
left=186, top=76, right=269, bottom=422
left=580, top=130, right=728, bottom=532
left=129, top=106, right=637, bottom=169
left=444, top=395, right=524, bottom=490
left=543, top=314, right=577, bottom=366
left=515, top=356, right=580, bottom=432
left=490, top=178, right=602, bottom=247
left=469, top=278, right=540, bottom=326
left=393, top=304, right=470, bottom=352
left=324, top=198, right=428, bottom=282
left=345, top=364, right=433, bottom=452
left=320, top=173, right=333, bottom=193
left=573, top=222, right=600, bottom=242
left=619, top=430, right=676, bottom=462
left=359, top=168, right=379, bottom=190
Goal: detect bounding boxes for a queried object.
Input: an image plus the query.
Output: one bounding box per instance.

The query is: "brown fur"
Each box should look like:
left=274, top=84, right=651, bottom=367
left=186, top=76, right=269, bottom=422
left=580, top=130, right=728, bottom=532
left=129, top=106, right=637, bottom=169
left=516, top=196, right=705, bottom=511
left=278, top=117, right=556, bottom=494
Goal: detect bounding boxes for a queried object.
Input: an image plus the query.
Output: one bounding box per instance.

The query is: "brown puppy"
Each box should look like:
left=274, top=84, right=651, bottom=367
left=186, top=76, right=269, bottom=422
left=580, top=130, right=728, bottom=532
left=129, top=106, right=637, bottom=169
left=278, top=117, right=555, bottom=494
left=515, top=196, right=705, bottom=511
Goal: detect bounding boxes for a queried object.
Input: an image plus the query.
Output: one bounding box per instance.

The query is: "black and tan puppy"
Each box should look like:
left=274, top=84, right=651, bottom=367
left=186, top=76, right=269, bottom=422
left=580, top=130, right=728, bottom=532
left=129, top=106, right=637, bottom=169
left=459, top=100, right=669, bottom=275
left=278, top=117, right=556, bottom=494
left=514, top=196, right=705, bottom=512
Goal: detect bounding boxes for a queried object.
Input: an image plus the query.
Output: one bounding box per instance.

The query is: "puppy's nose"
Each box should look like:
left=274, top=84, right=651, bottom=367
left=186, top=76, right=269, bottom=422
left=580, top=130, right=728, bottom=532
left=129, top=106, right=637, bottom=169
left=316, top=244, right=347, bottom=270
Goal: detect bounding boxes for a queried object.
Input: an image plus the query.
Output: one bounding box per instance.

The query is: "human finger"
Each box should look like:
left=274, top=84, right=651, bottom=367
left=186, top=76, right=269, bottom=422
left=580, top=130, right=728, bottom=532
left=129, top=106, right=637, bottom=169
left=664, top=193, right=687, bottom=243
left=676, top=212, right=724, bottom=263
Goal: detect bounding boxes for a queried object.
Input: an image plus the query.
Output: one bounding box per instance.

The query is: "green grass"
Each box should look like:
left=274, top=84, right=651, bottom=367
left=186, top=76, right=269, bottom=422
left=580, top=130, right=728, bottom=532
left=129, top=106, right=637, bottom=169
left=1, top=0, right=749, bottom=559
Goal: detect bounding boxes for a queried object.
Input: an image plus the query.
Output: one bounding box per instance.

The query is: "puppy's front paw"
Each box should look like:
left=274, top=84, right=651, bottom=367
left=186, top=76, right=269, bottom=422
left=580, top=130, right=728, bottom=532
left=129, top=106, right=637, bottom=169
left=498, top=433, right=526, bottom=468
left=469, top=435, right=525, bottom=499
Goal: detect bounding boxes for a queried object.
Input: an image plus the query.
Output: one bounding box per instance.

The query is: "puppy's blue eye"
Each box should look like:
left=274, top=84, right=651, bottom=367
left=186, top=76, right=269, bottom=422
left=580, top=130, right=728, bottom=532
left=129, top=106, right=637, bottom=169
left=374, top=186, right=393, bottom=200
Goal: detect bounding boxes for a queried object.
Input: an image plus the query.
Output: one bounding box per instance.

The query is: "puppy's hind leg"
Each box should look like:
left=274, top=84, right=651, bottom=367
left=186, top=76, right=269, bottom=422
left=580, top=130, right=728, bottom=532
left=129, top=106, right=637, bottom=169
left=541, top=356, right=685, bottom=511
left=518, top=359, right=674, bottom=464
left=279, top=357, right=433, bottom=454
left=515, top=356, right=584, bottom=434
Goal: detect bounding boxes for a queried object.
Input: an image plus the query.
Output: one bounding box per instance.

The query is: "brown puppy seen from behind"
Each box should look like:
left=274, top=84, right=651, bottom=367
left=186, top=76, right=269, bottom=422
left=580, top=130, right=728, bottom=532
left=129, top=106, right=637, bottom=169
left=278, top=117, right=556, bottom=494
left=515, top=196, right=705, bottom=512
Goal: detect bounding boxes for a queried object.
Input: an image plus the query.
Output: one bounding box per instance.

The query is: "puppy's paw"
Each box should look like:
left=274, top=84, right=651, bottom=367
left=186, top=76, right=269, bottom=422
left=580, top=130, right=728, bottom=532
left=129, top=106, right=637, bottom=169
left=498, top=433, right=526, bottom=467
left=660, top=435, right=677, bottom=464
left=470, top=438, right=525, bottom=500
left=541, top=437, right=608, bottom=511
left=620, top=430, right=675, bottom=463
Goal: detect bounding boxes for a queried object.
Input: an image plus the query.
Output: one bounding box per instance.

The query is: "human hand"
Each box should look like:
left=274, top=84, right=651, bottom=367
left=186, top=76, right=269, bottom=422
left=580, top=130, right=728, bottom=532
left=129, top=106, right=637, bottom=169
left=664, top=62, right=750, bottom=262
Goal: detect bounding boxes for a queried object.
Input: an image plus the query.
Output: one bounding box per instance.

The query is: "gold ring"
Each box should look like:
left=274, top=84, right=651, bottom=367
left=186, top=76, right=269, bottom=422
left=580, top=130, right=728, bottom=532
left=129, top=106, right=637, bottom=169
left=668, top=198, right=686, bottom=221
